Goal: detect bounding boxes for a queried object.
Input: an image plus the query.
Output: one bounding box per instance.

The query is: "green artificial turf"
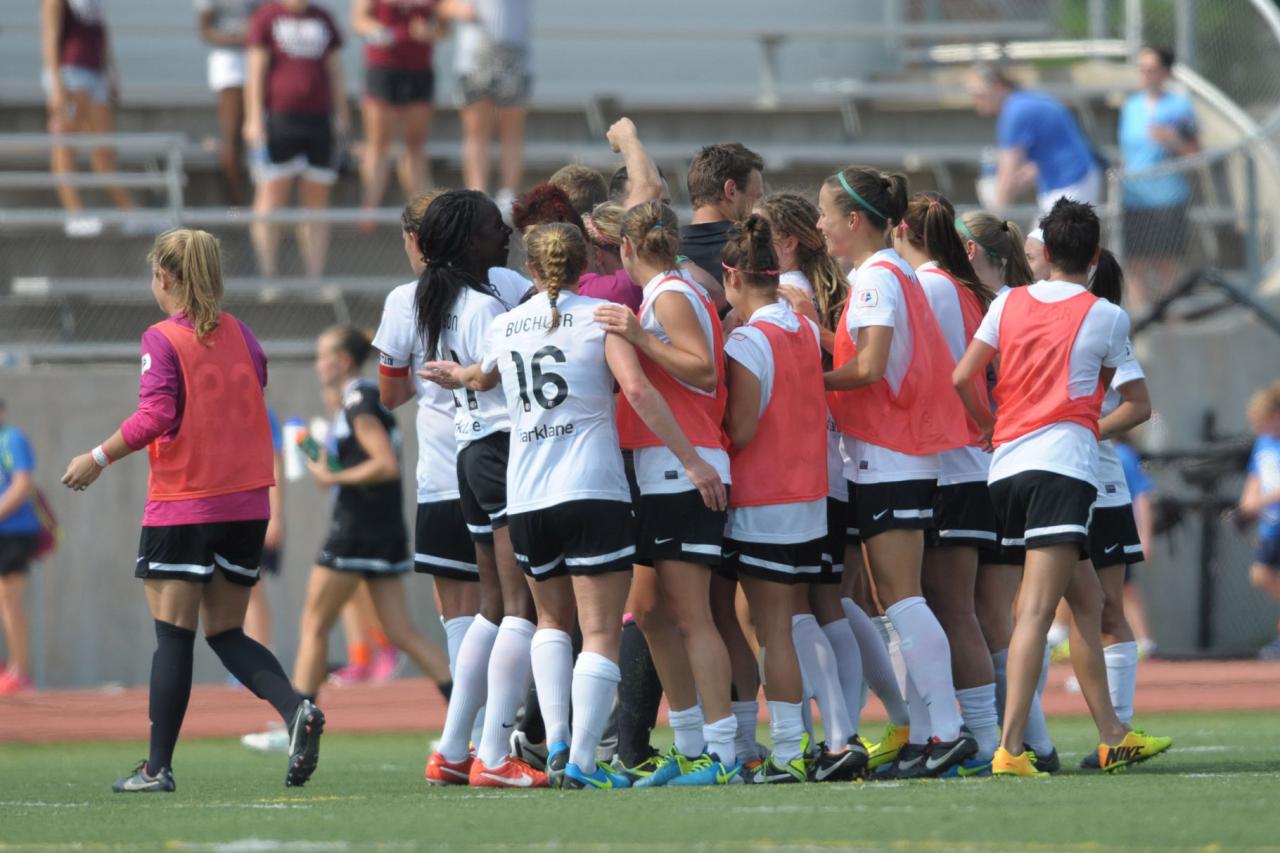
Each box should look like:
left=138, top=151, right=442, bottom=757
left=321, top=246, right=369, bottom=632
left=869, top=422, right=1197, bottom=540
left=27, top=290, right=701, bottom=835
left=1, top=712, right=1276, bottom=852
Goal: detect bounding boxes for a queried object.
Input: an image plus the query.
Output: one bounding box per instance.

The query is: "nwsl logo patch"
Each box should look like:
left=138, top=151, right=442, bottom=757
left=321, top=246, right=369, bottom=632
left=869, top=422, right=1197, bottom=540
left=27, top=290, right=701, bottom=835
left=857, top=288, right=879, bottom=308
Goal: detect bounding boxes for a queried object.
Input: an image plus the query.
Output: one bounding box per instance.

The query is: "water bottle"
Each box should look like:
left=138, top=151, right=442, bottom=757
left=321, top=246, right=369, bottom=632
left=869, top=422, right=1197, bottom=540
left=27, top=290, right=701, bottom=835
left=282, top=416, right=307, bottom=482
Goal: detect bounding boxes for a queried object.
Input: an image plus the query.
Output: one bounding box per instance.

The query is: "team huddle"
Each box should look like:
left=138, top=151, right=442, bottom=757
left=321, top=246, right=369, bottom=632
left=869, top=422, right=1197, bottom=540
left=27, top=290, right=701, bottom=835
left=61, top=124, right=1173, bottom=793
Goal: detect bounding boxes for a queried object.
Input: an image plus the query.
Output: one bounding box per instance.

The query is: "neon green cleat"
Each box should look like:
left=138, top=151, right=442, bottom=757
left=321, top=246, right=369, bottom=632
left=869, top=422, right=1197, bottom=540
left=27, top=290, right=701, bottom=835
left=865, top=724, right=909, bottom=771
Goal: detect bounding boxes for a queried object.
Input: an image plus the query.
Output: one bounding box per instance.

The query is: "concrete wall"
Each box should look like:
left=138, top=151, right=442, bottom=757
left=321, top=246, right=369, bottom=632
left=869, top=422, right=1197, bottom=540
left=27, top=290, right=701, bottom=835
left=0, top=360, right=444, bottom=689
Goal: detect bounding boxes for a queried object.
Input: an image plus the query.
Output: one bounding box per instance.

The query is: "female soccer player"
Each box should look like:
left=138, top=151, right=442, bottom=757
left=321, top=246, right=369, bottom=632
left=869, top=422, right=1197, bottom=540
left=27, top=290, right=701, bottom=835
left=290, top=326, right=453, bottom=709
left=1240, top=382, right=1280, bottom=658
left=818, top=166, right=975, bottom=778
left=955, top=212, right=1036, bottom=297
left=425, top=223, right=727, bottom=789
left=894, top=192, right=1000, bottom=774
left=593, top=201, right=742, bottom=786
left=953, top=198, right=1172, bottom=776
left=61, top=229, right=321, bottom=792
left=417, top=190, right=544, bottom=787
left=720, top=215, right=858, bottom=783
left=352, top=0, right=441, bottom=214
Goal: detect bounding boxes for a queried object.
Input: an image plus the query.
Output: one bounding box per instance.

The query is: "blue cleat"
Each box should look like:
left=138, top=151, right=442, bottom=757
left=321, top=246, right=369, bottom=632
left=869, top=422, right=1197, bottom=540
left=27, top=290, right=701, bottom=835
left=669, top=753, right=741, bottom=786
left=632, top=748, right=696, bottom=788
left=940, top=756, right=993, bottom=778
left=563, top=760, right=632, bottom=790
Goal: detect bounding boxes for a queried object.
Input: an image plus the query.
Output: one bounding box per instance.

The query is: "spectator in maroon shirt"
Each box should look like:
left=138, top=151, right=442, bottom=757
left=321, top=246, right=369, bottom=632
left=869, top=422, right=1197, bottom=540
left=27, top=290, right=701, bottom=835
left=351, top=0, right=443, bottom=221
left=244, top=0, right=349, bottom=278
left=40, top=0, right=137, bottom=239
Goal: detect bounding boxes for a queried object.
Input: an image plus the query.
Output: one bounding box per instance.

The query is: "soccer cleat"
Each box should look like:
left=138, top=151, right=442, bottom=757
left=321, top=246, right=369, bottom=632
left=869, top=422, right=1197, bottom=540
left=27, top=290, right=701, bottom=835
left=1028, top=745, right=1061, bottom=774
left=940, top=757, right=993, bottom=778
left=1097, top=729, right=1172, bottom=773
left=468, top=756, right=549, bottom=788
left=327, top=663, right=370, bottom=686
left=632, top=747, right=697, bottom=788
left=739, top=755, right=765, bottom=784
left=865, top=723, right=909, bottom=771
left=510, top=730, right=549, bottom=772
left=546, top=741, right=569, bottom=789
left=1050, top=639, right=1072, bottom=663
left=752, top=754, right=807, bottom=784
left=1079, top=749, right=1102, bottom=771
left=425, top=751, right=473, bottom=785
left=112, top=760, right=175, bottom=793
left=0, top=669, right=33, bottom=695
left=669, top=753, right=741, bottom=786
left=610, top=748, right=663, bottom=785
left=370, top=648, right=406, bottom=683
left=874, top=742, right=928, bottom=779
left=922, top=734, right=979, bottom=777
left=284, top=700, right=325, bottom=787
left=810, top=739, right=869, bottom=782
left=992, top=747, right=1046, bottom=778
left=241, top=723, right=289, bottom=753
left=562, top=760, right=632, bottom=790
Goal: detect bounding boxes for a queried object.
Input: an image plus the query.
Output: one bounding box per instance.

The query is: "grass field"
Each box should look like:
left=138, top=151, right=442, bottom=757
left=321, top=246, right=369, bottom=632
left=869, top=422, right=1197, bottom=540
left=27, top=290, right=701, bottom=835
left=2, top=711, right=1276, bottom=852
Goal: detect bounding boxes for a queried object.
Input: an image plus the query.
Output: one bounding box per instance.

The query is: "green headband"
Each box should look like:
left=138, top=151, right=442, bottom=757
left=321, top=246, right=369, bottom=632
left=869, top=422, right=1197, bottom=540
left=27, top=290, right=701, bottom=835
left=836, top=172, right=885, bottom=221
left=955, top=215, right=1000, bottom=259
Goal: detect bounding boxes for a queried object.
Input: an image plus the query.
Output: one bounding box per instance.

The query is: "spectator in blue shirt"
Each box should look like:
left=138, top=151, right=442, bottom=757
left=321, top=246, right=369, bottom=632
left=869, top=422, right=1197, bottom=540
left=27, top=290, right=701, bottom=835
left=0, top=400, right=43, bottom=694
left=967, top=62, right=1101, bottom=219
left=1119, top=46, right=1200, bottom=313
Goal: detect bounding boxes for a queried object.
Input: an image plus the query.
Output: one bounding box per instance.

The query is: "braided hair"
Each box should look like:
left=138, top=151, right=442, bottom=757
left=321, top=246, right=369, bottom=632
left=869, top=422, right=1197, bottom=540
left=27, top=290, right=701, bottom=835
left=414, top=189, right=502, bottom=359
left=525, top=223, right=588, bottom=332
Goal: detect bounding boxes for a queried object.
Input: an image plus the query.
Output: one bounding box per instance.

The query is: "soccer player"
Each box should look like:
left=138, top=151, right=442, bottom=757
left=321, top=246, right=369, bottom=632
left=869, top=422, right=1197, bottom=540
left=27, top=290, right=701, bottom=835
left=425, top=222, right=727, bottom=789
left=953, top=198, right=1172, bottom=776
left=0, top=400, right=42, bottom=695
left=593, top=202, right=741, bottom=786
left=720, top=215, right=863, bottom=783
left=1238, top=382, right=1280, bottom=658
left=819, top=167, right=976, bottom=778
left=290, top=326, right=453, bottom=711
left=61, top=229, right=322, bottom=792
left=894, top=192, right=1001, bottom=776
left=417, top=190, right=544, bottom=787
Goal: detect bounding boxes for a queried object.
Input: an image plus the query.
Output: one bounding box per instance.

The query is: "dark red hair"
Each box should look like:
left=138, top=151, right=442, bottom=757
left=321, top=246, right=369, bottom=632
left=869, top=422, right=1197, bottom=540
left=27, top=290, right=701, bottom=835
left=511, top=183, right=584, bottom=233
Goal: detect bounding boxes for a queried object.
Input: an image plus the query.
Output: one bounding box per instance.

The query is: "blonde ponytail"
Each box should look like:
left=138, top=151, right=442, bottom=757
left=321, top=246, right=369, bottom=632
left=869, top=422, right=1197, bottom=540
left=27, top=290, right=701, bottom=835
left=149, top=228, right=225, bottom=341
left=525, top=223, right=588, bottom=332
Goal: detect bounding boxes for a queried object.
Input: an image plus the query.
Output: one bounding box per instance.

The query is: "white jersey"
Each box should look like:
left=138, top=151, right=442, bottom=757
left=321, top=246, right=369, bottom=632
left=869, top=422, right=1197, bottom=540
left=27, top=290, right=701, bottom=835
left=439, top=285, right=512, bottom=446
left=916, top=261, right=990, bottom=486
left=372, top=281, right=460, bottom=503
left=723, top=302, right=827, bottom=543
left=482, top=291, right=631, bottom=515
left=632, top=272, right=732, bottom=495
left=976, top=280, right=1131, bottom=487
left=840, top=248, right=939, bottom=484
left=1096, top=343, right=1145, bottom=508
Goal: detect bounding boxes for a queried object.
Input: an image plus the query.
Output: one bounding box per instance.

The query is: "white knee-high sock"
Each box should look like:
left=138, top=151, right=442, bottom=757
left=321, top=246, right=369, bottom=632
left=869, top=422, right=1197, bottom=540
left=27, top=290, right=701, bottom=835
left=437, top=615, right=498, bottom=762
left=1037, top=643, right=1052, bottom=695
left=1023, top=644, right=1054, bottom=755
left=477, top=616, right=535, bottom=768
left=529, top=628, right=573, bottom=749
left=703, top=715, right=738, bottom=767
left=904, top=673, right=930, bottom=745
left=1104, top=641, right=1139, bottom=725
left=991, top=648, right=1008, bottom=727
left=668, top=704, right=706, bottom=758
left=443, top=615, right=474, bottom=678
left=879, top=616, right=910, bottom=697
left=956, top=684, right=1000, bottom=761
left=767, top=700, right=806, bottom=763
left=792, top=614, right=853, bottom=746
left=885, top=597, right=963, bottom=742
left=821, top=619, right=864, bottom=735
left=569, top=652, right=620, bottom=770
left=732, top=700, right=760, bottom=762
left=841, top=598, right=909, bottom=727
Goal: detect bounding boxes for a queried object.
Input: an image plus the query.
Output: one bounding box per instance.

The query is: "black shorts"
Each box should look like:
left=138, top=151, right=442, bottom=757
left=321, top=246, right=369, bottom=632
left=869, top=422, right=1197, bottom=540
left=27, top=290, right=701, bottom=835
left=458, top=431, right=511, bottom=543
left=136, top=520, right=268, bottom=587
left=415, top=499, right=478, bottom=581
left=1256, top=536, right=1280, bottom=570
left=263, top=112, right=338, bottom=183
left=722, top=537, right=825, bottom=585
left=0, top=534, right=39, bottom=577
left=366, top=65, right=435, bottom=105
left=259, top=547, right=281, bottom=577
left=509, top=500, right=636, bottom=581
left=317, top=527, right=411, bottom=577
left=989, top=471, right=1095, bottom=555
left=928, top=481, right=1000, bottom=552
left=1089, top=505, right=1145, bottom=569
left=1122, top=204, right=1189, bottom=259
left=634, top=488, right=727, bottom=568
left=819, top=498, right=846, bottom=583
left=849, top=479, right=936, bottom=541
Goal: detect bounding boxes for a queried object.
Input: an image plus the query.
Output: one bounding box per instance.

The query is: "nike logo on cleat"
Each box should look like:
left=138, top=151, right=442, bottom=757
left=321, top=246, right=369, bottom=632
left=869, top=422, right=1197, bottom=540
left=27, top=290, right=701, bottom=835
left=896, top=753, right=924, bottom=769
left=873, top=509, right=890, bottom=521
left=480, top=772, right=533, bottom=787
left=1105, top=745, right=1144, bottom=765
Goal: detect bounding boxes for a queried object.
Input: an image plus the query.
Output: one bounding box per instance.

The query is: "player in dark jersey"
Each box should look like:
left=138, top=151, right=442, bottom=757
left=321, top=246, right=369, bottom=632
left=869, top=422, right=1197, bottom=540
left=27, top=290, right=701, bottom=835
left=291, top=325, right=453, bottom=708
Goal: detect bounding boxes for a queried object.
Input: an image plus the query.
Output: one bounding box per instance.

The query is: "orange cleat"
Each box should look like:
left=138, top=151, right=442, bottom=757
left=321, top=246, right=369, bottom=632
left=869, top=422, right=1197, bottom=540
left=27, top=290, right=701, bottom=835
left=468, top=755, right=549, bottom=788
left=425, top=751, right=473, bottom=786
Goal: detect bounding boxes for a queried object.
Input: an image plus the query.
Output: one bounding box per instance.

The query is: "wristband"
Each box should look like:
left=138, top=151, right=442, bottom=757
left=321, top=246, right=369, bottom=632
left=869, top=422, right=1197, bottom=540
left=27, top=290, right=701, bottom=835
left=91, top=445, right=112, bottom=467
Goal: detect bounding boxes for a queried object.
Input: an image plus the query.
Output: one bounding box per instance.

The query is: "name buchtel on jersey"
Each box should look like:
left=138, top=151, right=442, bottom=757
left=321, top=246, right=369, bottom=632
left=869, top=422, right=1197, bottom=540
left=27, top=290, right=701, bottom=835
left=519, top=422, right=575, bottom=443
left=506, top=313, right=573, bottom=336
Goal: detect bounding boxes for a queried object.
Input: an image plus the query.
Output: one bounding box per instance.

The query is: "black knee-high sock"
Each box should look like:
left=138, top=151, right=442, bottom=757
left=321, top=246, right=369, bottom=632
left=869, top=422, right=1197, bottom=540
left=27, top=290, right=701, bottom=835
left=148, top=620, right=196, bottom=773
left=615, top=620, right=664, bottom=767
left=206, top=628, right=302, bottom=723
